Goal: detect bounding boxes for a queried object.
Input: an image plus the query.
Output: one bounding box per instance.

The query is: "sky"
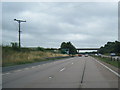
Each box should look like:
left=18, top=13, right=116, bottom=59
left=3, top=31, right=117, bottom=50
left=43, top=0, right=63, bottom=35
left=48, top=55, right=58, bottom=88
left=2, top=2, right=118, bottom=49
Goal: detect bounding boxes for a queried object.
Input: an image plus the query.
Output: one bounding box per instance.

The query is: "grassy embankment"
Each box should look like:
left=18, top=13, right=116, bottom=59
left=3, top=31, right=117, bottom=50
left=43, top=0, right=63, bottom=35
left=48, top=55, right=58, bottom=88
left=2, top=47, right=69, bottom=67
left=92, top=55, right=120, bottom=68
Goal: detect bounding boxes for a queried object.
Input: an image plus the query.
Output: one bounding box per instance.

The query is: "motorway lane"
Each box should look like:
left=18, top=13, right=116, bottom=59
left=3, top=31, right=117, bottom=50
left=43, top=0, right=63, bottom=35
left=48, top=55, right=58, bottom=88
left=2, top=56, right=119, bottom=88
left=81, top=57, right=118, bottom=88
left=3, top=57, right=83, bottom=88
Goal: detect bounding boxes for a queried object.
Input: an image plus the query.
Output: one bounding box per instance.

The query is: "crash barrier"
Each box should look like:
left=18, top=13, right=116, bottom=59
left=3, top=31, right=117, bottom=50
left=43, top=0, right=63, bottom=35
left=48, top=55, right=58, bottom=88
left=99, top=55, right=120, bottom=62
left=110, top=56, right=120, bottom=61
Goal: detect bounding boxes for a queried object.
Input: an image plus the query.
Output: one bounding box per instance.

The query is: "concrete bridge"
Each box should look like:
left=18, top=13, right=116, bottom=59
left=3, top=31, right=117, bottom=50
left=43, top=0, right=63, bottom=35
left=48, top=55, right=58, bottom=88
left=76, top=48, right=99, bottom=53
left=76, top=48, right=100, bottom=50
left=46, top=48, right=100, bottom=51
left=26, top=47, right=100, bottom=51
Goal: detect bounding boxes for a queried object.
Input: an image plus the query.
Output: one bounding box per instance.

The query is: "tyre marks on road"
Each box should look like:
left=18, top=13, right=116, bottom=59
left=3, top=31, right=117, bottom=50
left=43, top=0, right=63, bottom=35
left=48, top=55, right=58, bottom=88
left=81, top=59, right=86, bottom=84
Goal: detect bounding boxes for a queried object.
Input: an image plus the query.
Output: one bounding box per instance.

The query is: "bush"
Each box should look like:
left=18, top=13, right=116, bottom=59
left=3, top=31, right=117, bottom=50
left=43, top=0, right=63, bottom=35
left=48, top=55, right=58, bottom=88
left=11, top=42, right=20, bottom=51
left=37, top=47, right=45, bottom=51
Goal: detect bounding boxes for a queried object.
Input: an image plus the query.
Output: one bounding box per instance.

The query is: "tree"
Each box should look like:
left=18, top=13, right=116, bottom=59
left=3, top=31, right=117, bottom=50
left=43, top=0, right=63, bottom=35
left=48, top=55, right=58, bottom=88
left=114, top=41, right=120, bottom=54
left=37, top=47, right=45, bottom=51
left=60, top=42, right=77, bottom=55
left=11, top=42, right=19, bottom=51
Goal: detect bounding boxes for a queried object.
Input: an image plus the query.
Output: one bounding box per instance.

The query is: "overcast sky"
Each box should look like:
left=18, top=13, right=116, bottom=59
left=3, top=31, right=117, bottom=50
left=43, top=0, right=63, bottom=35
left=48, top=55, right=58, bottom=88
left=2, top=2, right=118, bottom=48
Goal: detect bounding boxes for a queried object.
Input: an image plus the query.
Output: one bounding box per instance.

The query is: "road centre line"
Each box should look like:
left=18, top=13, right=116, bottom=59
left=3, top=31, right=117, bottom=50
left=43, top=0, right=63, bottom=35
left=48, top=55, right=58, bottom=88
left=95, top=59, right=120, bottom=77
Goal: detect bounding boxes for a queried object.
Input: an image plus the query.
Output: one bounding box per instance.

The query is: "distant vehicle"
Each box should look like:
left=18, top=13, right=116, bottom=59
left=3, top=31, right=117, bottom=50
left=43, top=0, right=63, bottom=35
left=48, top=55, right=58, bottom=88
left=71, top=55, right=75, bottom=57
left=98, top=53, right=102, bottom=56
left=95, top=53, right=102, bottom=56
left=95, top=54, right=98, bottom=56
left=85, top=54, right=88, bottom=57
left=78, top=54, right=82, bottom=57
left=110, top=53, right=116, bottom=56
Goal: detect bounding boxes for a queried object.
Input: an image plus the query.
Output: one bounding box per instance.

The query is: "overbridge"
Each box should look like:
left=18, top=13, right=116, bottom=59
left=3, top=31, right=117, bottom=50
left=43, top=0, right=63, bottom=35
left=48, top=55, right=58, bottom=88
left=47, top=48, right=100, bottom=54
left=77, top=48, right=100, bottom=50
left=26, top=47, right=100, bottom=51
left=45, top=48, right=100, bottom=51
left=76, top=48, right=100, bottom=53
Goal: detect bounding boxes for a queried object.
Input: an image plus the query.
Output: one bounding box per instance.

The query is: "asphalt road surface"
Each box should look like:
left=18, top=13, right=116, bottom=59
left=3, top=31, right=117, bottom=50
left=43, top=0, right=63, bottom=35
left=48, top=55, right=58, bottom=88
left=2, top=56, right=119, bottom=88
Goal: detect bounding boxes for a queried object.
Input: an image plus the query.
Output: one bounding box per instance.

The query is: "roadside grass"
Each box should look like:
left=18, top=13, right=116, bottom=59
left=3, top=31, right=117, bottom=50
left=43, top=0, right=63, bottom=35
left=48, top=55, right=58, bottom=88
left=2, top=47, right=69, bottom=67
left=92, top=55, right=120, bottom=68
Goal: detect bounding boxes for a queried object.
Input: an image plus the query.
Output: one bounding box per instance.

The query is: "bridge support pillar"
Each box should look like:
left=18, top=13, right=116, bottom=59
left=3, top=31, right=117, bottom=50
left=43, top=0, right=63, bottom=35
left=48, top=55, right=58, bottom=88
left=77, top=50, right=80, bottom=54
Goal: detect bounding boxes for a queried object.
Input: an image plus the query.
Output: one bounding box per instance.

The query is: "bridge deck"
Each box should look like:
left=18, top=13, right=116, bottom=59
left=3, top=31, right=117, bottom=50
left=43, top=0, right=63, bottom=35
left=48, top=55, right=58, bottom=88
left=77, top=48, right=99, bottom=50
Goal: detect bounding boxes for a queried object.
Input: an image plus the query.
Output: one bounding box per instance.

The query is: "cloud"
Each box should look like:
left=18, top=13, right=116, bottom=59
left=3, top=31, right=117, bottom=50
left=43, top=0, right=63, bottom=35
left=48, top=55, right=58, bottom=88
left=2, top=2, right=118, bottom=48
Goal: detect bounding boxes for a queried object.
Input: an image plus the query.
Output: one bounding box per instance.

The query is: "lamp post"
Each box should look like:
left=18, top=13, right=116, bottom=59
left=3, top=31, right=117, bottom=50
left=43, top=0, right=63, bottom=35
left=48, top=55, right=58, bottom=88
left=14, top=19, right=26, bottom=48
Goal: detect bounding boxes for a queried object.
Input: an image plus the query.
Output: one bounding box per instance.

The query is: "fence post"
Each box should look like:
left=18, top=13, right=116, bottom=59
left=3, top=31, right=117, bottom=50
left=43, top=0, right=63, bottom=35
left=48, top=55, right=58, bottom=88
left=111, top=56, right=112, bottom=61
left=117, top=58, right=119, bottom=61
left=114, top=58, right=115, bottom=61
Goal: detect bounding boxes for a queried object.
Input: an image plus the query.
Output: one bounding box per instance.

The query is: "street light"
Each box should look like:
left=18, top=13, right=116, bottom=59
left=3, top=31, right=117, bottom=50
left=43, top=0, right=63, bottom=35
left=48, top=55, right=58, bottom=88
left=14, top=19, right=26, bottom=48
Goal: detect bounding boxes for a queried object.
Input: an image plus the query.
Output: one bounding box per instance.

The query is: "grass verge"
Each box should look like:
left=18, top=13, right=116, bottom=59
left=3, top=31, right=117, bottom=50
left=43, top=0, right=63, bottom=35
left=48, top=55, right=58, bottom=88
left=3, top=56, right=70, bottom=67
left=2, top=47, right=69, bottom=67
left=92, top=55, right=120, bottom=68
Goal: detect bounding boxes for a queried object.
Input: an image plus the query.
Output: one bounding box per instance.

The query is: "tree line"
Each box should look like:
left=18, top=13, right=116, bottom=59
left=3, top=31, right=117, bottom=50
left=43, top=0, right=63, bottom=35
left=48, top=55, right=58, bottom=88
left=98, top=41, right=120, bottom=55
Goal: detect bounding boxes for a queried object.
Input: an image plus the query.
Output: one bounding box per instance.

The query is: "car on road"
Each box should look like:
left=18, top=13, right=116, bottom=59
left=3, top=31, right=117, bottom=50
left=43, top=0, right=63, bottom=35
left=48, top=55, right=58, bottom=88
left=78, top=54, right=82, bottom=57
left=110, top=53, right=116, bottom=56
left=85, top=54, right=88, bottom=57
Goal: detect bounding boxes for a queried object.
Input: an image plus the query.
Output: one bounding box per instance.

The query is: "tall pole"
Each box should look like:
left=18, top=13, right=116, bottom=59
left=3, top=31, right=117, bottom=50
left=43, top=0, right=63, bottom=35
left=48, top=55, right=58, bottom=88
left=18, top=21, right=21, bottom=48
left=14, top=19, right=26, bottom=48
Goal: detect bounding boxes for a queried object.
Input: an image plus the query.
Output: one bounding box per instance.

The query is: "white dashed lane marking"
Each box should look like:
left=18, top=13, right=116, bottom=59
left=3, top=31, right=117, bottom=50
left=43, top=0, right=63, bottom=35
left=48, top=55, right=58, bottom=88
left=24, top=68, right=29, bottom=70
left=2, top=72, right=11, bottom=75
left=14, top=70, right=22, bottom=72
left=31, top=66, right=36, bottom=69
left=60, top=68, right=65, bottom=72
left=49, top=76, right=52, bottom=79
left=2, top=60, right=66, bottom=75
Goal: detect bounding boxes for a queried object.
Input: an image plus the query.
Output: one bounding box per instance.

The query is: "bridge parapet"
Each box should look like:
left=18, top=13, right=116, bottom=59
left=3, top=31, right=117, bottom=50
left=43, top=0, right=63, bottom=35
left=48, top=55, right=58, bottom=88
left=45, top=48, right=100, bottom=50
left=77, top=48, right=100, bottom=50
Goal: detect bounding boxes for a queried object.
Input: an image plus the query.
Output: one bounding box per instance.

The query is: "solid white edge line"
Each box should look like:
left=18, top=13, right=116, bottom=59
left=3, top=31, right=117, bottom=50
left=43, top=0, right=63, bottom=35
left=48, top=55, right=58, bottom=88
left=95, top=59, right=120, bottom=77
